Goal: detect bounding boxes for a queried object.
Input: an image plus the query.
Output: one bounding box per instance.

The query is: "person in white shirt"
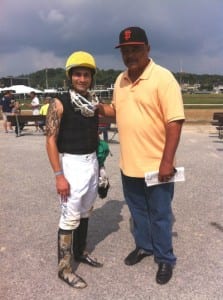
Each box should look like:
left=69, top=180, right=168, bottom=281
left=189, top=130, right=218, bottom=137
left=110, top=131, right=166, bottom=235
left=29, top=91, right=40, bottom=115
left=29, top=91, right=40, bottom=131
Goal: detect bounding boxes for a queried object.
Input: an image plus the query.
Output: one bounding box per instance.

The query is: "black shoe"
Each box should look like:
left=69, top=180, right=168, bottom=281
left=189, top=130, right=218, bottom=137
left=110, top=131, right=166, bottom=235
left=124, top=247, right=152, bottom=266
left=76, top=254, right=103, bottom=268
left=156, top=263, right=173, bottom=284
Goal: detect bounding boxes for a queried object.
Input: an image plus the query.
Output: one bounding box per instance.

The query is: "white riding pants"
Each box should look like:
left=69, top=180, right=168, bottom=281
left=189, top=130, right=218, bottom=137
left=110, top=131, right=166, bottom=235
left=59, top=152, right=98, bottom=230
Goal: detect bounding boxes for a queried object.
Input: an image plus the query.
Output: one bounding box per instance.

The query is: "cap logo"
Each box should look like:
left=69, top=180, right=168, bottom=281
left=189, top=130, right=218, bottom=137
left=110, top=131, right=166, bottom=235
left=124, top=30, right=132, bottom=41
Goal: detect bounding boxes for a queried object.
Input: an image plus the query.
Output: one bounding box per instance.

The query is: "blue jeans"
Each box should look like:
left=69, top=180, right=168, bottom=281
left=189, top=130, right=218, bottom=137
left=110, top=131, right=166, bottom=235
left=121, top=172, right=176, bottom=265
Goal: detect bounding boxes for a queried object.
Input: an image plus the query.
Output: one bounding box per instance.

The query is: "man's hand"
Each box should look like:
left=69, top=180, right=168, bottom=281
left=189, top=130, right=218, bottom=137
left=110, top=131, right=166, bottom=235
left=158, top=120, right=184, bottom=182
left=56, top=175, right=70, bottom=202
left=158, top=161, right=176, bottom=182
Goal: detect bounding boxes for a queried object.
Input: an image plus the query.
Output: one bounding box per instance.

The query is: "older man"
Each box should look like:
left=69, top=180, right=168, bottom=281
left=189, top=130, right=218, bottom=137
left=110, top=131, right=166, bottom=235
left=99, top=26, right=185, bottom=284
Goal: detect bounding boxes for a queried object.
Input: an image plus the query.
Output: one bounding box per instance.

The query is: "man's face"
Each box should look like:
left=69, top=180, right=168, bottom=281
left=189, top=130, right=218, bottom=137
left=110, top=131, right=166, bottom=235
left=5, top=91, right=12, bottom=98
left=120, top=44, right=149, bottom=73
left=71, top=67, right=92, bottom=95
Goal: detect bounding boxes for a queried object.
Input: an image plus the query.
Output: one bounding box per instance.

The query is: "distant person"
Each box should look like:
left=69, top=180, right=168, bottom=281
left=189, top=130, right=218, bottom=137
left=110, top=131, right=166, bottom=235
left=29, top=91, right=40, bottom=115
left=40, top=96, right=51, bottom=115
left=0, top=90, right=15, bottom=133
left=38, top=96, right=51, bottom=132
left=11, top=101, right=25, bottom=136
left=28, top=91, right=40, bottom=131
left=45, top=51, right=102, bottom=289
left=98, top=26, right=185, bottom=285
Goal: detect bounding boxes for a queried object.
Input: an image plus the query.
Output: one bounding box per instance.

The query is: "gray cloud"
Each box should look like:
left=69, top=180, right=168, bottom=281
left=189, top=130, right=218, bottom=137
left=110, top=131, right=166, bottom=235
left=0, top=0, right=223, bottom=77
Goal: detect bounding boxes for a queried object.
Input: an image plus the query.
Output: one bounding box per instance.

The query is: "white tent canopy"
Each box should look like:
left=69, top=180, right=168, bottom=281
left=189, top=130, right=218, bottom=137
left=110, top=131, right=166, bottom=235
left=0, top=85, right=43, bottom=94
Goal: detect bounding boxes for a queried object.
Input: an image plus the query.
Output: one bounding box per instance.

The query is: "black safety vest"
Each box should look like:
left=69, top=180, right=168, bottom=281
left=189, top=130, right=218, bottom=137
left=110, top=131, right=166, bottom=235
left=57, top=92, right=98, bottom=154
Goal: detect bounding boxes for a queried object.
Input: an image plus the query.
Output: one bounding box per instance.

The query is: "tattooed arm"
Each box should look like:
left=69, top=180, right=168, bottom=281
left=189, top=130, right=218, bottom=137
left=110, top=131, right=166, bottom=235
left=46, top=98, right=70, bottom=199
left=46, top=98, right=62, bottom=172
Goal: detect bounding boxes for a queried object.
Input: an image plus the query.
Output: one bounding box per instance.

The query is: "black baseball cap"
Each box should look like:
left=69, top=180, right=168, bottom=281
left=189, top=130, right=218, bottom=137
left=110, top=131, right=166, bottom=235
left=115, top=26, right=148, bottom=48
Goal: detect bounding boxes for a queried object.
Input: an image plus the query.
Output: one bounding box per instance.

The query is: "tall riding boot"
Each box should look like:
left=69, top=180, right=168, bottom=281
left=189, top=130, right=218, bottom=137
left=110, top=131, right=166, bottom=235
left=58, top=229, right=87, bottom=288
left=73, top=218, right=103, bottom=268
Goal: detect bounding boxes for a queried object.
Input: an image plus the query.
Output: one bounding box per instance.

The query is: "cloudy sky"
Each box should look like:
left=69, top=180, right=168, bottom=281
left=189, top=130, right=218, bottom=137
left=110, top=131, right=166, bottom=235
left=0, top=0, right=223, bottom=78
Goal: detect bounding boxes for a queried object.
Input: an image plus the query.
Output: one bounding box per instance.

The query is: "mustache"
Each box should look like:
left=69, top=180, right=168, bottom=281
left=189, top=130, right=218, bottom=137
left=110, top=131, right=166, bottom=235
left=125, top=58, right=137, bottom=64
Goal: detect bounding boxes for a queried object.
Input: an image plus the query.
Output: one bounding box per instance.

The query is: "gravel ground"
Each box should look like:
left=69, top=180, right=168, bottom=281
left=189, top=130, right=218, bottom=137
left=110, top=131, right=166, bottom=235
left=0, top=123, right=223, bottom=300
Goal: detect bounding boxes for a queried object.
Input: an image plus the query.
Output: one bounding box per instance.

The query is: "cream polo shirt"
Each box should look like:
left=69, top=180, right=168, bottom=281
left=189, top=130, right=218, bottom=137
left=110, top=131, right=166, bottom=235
left=112, top=59, right=185, bottom=177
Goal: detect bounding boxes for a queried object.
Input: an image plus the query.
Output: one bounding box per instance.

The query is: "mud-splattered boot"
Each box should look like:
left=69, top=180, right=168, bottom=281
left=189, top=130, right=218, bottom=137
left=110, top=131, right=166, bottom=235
left=58, top=229, right=87, bottom=288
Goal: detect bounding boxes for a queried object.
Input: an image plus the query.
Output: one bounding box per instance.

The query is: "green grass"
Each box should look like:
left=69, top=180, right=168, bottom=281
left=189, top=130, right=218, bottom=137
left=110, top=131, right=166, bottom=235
left=19, top=93, right=223, bottom=110
left=183, top=94, right=223, bottom=109
left=103, top=93, right=223, bottom=105
left=183, top=93, right=223, bottom=104
left=18, top=97, right=44, bottom=110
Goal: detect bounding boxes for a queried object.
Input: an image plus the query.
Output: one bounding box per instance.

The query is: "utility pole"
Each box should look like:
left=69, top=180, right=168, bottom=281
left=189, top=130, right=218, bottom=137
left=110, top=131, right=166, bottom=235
left=45, top=68, right=48, bottom=89
left=179, top=60, right=183, bottom=86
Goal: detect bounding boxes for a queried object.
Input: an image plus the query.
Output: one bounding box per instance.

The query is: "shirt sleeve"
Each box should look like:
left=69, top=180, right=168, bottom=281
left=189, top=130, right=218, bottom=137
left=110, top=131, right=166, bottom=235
left=158, top=76, right=185, bottom=123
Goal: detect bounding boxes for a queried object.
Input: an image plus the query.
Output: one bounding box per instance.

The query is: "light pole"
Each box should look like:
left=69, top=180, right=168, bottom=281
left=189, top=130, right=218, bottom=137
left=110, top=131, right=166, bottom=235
left=45, top=68, right=48, bottom=89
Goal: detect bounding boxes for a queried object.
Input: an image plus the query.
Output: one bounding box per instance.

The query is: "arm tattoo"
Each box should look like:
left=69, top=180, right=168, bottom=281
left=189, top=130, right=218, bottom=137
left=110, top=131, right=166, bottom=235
left=46, top=100, right=61, bottom=137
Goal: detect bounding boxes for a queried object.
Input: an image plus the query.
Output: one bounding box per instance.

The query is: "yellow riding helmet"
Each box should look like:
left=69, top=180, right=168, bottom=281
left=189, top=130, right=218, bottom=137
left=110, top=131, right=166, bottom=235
left=65, top=51, right=96, bottom=77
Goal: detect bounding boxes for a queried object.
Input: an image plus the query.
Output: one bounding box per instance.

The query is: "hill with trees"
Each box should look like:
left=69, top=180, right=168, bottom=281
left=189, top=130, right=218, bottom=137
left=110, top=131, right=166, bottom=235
left=18, top=68, right=223, bottom=91
left=19, top=68, right=122, bottom=90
